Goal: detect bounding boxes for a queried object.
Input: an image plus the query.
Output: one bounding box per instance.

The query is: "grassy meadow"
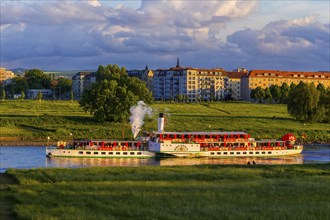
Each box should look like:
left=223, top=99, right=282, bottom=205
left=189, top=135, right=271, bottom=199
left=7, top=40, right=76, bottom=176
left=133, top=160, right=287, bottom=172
left=1, top=164, right=329, bottom=219
left=0, top=100, right=329, bottom=144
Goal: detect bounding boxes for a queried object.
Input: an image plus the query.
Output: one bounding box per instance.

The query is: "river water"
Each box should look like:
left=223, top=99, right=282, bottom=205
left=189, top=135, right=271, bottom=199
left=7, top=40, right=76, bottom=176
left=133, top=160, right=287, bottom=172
left=0, top=145, right=329, bottom=173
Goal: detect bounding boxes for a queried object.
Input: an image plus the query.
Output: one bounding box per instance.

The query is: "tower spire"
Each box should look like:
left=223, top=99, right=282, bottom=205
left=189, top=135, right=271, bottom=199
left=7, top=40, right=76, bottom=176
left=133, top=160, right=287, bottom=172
left=176, top=57, right=180, bottom=68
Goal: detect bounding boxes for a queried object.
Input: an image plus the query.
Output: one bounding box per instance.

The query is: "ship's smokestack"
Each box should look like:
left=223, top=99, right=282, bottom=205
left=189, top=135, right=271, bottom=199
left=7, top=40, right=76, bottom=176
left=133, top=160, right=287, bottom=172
left=158, top=113, right=165, bottom=132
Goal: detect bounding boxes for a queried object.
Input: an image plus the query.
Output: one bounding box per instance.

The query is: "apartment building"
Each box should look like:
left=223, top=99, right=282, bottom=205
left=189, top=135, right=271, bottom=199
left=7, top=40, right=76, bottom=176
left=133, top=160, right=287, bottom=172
left=127, top=66, right=154, bottom=93
left=153, top=62, right=228, bottom=102
left=223, top=72, right=246, bottom=100
left=241, top=70, right=330, bottom=100
left=72, top=71, right=96, bottom=99
left=0, top=68, right=15, bottom=83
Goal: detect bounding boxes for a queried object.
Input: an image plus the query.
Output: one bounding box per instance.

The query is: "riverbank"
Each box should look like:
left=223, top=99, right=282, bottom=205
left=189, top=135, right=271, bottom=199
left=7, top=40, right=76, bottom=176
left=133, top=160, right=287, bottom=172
left=1, top=164, right=329, bottom=219
left=1, top=100, right=329, bottom=143
left=0, top=137, right=57, bottom=146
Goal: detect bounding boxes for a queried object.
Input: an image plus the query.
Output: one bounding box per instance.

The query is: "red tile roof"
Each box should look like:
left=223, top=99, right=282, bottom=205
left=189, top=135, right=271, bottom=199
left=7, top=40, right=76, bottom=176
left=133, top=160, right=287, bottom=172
left=248, top=70, right=330, bottom=78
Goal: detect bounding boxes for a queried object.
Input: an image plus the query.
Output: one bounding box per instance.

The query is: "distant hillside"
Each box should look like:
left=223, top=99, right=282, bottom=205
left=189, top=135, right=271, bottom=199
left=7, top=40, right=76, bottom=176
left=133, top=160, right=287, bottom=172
left=9, top=68, right=26, bottom=75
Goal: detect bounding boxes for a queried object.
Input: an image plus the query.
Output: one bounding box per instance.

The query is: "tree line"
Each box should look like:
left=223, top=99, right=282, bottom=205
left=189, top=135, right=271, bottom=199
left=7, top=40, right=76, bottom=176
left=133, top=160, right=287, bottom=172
left=251, top=82, right=329, bottom=123
left=250, top=83, right=292, bottom=104
left=0, top=69, right=72, bottom=100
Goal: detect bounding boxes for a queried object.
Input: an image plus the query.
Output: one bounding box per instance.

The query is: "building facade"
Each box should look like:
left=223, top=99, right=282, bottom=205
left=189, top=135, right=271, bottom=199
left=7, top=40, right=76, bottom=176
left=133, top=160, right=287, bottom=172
left=27, top=89, right=53, bottom=99
left=153, top=64, right=228, bottom=102
left=241, top=70, right=330, bottom=101
left=72, top=72, right=96, bottom=99
left=127, top=66, right=154, bottom=93
left=223, top=72, right=246, bottom=100
left=0, top=68, right=15, bottom=83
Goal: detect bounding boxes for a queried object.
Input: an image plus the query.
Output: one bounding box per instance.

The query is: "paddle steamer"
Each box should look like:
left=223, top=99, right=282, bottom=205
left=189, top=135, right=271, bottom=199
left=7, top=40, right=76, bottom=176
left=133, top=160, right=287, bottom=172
left=46, top=113, right=303, bottom=158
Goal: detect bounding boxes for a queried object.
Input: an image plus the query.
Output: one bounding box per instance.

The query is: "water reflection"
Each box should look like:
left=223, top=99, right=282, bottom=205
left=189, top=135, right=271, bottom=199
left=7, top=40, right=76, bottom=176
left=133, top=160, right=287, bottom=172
left=45, top=154, right=304, bottom=169
left=45, top=157, right=159, bottom=168
left=0, top=145, right=328, bottom=172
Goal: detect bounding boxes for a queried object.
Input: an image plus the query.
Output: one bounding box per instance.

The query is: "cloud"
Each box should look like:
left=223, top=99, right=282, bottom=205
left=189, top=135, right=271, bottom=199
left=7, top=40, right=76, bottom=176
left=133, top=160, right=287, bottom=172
left=222, top=16, right=330, bottom=70
left=88, top=0, right=102, bottom=8
left=0, top=1, right=329, bottom=72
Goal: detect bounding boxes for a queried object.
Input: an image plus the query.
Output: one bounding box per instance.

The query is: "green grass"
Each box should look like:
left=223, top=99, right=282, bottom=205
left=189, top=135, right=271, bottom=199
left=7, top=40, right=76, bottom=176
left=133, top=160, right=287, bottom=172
left=1, top=164, right=329, bottom=219
left=0, top=100, right=329, bottom=143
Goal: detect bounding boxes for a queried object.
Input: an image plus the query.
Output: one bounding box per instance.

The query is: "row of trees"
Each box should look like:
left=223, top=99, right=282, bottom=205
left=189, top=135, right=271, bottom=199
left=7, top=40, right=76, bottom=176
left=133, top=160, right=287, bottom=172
left=0, top=69, right=72, bottom=100
left=250, top=81, right=329, bottom=123
left=287, top=81, right=329, bottom=123
left=250, top=83, right=293, bottom=103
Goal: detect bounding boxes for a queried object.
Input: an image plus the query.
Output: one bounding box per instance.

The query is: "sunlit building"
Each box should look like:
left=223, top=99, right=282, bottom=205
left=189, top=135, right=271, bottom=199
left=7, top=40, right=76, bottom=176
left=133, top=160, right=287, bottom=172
left=127, top=66, right=154, bottom=93
left=0, top=68, right=15, bottom=83
left=223, top=72, right=246, bottom=100
left=241, top=70, right=330, bottom=101
left=153, top=59, right=227, bottom=102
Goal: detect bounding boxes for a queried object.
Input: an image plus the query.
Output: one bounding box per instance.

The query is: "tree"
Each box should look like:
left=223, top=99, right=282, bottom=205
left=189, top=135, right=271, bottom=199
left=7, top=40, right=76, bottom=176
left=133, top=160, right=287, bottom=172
left=0, top=84, right=5, bottom=100
left=80, top=64, right=153, bottom=122
left=251, top=86, right=265, bottom=103
left=316, top=83, right=326, bottom=92
left=70, top=89, right=74, bottom=101
left=280, top=82, right=290, bottom=103
left=269, top=85, right=282, bottom=103
left=318, top=87, right=330, bottom=123
left=4, top=76, right=28, bottom=97
left=36, top=91, right=43, bottom=101
left=264, top=87, right=272, bottom=103
left=55, top=78, right=72, bottom=99
left=20, top=91, right=25, bottom=100
left=24, top=69, right=51, bottom=89
left=287, top=81, right=323, bottom=122
left=176, top=94, right=183, bottom=103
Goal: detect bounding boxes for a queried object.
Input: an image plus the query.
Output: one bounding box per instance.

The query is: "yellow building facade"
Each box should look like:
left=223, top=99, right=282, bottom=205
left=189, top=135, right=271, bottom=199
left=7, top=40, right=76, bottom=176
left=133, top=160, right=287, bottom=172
left=0, top=68, right=15, bottom=82
left=241, top=70, right=330, bottom=100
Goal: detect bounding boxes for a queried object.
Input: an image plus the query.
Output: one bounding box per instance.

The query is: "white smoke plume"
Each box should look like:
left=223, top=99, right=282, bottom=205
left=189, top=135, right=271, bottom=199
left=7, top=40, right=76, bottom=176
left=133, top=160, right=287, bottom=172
left=130, top=101, right=153, bottom=139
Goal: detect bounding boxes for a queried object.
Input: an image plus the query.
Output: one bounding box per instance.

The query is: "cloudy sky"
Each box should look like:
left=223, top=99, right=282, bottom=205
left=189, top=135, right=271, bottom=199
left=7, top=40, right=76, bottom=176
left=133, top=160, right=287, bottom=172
left=1, top=0, right=329, bottom=71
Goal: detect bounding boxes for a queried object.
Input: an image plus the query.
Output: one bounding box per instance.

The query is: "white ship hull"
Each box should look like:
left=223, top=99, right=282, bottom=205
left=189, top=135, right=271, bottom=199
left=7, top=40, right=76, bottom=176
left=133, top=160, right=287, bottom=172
left=148, top=141, right=303, bottom=157
left=156, top=149, right=303, bottom=157
left=46, top=147, right=155, bottom=158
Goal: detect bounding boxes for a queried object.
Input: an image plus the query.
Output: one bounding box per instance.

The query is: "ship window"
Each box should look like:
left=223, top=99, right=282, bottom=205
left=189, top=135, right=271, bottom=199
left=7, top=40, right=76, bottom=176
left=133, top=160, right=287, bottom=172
left=243, top=152, right=247, bottom=155
left=86, top=152, right=91, bottom=155
left=116, top=152, right=120, bottom=155
left=130, top=152, right=135, bottom=155
left=109, top=152, right=113, bottom=155
left=249, top=152, right=253, bottom=154
left=217, top=152, right=221, bottom=155
left=224, top=152, right=228, bottom=155
left=211, top=152, right=215, bottom=155
left=94, top=152, right=98, bottom=155
left=63, top=151, right=66, bottom=153
left=236, top=152, right=240, bottom=155
left=230, top=152, right=234, bottom=155
left=262, top=152, right=266, bottom=154
left=78, top=151, right=83, bottom=154
left=268, top=152, right=272, bottom=154
left=123, top=152, right=128, bottom=155
left=137, top=152, right=142, bottom=155
left=101, top=152, right=106, bottom=155
left=255, top=152, right=259, bottom=154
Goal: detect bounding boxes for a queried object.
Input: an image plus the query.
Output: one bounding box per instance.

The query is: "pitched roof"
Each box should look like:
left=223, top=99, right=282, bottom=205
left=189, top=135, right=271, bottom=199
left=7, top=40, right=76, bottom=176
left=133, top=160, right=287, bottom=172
left=248, top=70, right=330, bottom=78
